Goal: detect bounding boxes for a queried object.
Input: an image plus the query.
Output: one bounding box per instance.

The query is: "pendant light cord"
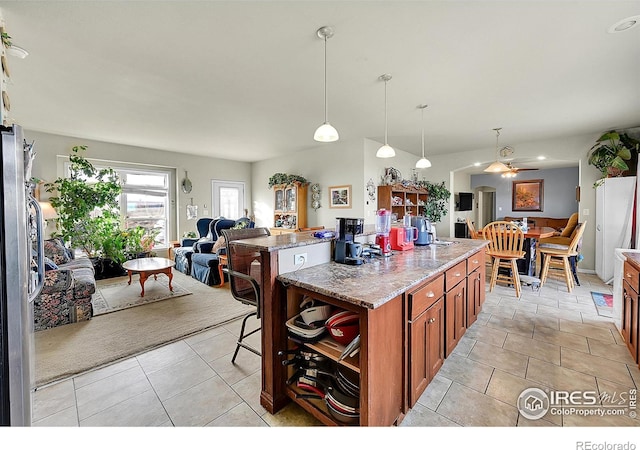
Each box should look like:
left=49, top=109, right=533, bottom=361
left=421, top=107, right=425, bottom=158
left=323, top=35, right=328, bottom=124
left=384, top=79, right=388, bottom=145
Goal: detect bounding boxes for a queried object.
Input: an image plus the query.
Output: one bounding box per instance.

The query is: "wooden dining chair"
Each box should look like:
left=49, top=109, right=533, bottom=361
left=465, top=218, right=479, bottom=239
left=539, top=221, right=586, bottom=293
left=482, top=221, right=526, bottom=298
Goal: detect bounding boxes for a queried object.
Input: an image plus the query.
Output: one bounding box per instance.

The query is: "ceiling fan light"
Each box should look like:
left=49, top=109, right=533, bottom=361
left=415, top=157, right=431, bottom=169
left=376, top=144, right=395, bottom=158
left=314, top=122, right=339, bottom=142
left=484, top=161, right=510, bottom=173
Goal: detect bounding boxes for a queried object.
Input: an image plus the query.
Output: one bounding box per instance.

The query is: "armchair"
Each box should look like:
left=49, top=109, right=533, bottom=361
left=190, top=217, right=255, bottom=286
left=173, top=217, right=213, bottom=275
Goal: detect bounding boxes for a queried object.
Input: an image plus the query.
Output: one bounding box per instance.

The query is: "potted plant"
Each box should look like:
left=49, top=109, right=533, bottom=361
left=419, top=181, right=451, bottom=223
left=123, top=226, right=160, bottom=259
left=588, top=130, right=640, bottom=187
left=268, top=173, right=308, bottom=188
left=45, top=145, right=123, bottom=276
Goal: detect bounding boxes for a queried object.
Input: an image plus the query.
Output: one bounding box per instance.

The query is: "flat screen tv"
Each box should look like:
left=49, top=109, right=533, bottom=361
left=458, top=192, right=473, bottom=211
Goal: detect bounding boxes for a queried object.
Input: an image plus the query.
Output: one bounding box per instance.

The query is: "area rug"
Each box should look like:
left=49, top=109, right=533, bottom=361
left=92, top=277, right=192, bottom=316
left=591, top=291, right=613, bottom=318
left=34, top=273, right=253, bottom=387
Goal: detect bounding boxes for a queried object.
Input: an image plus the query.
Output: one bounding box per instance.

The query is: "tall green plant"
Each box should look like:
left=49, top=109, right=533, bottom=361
left=420, top=181, right=451, bottom=223
left=45, top=145, right=122, bottom=256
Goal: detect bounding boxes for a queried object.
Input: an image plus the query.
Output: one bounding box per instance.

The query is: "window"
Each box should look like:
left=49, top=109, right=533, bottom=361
left=64, top=160, right=172, bottom=248
left=212, top=180, right=245, bottom=220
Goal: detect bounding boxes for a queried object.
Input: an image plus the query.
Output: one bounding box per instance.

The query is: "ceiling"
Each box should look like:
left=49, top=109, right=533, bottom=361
left=1, top=1, right=639, bottom=165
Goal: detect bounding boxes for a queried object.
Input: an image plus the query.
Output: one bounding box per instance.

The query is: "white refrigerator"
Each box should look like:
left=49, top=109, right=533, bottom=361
left=595, top=176, right=637, bottom=284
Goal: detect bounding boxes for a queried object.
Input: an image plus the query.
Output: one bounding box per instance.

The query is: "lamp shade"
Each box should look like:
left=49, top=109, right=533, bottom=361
left=376, top=144, right=395, bottom=158
left=483, top=161, right=510, bottom=173
left=415, top=157, right=432, bottom=169
left=314, top=122, right=339, bottom=142
left=39, top=201, right=58, bottom=220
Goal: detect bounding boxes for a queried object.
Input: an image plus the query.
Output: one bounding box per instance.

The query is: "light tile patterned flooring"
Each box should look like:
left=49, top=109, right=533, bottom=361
left=32, top=272, right=640, bottom=429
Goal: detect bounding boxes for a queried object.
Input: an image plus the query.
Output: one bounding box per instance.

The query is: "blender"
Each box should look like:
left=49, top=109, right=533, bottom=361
left=375, top=209, right=392, bottom=257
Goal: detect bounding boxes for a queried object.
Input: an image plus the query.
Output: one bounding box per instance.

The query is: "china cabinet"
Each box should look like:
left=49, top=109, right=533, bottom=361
left=377, top=185, right=428, bottom=222
left=271, top=183, right=307, bottom=234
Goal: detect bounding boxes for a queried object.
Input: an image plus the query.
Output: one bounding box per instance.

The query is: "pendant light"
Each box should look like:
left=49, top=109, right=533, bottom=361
left=313, top=26, right=339, bottom=142
left=484, top=127, right=511, bottom=173
left=376, top=74, right=395, bottom=158
left=415, top=104, right=432, bottom=169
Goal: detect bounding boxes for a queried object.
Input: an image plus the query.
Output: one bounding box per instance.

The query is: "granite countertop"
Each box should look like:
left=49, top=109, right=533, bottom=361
left=277, top=239, right=488, bottom=310
left=230, top=231, right=334, bottom=252
left=623, top=252, right=640, bottom=270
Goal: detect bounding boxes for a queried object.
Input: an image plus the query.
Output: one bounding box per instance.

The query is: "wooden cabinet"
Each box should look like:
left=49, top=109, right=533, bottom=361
left=272, top=183, right=307, bottom=233
left=377, top=185, right=428, bottom=222
left=407, top=275, right=444, bottom=406
left=622, top=261, right=639, bottom=364
left=445, top=260, right=467, bottom=357
left=466, top=249, right=486, bottom=327
left=269, top=228, right=297, bottom=236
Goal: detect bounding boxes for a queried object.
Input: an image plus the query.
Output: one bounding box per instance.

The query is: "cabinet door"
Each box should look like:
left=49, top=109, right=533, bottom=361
left=409, top=308, right=428, bottom=406
left=274, top=188, right=284, bottom=212
left=409, top=297, right=444, bottom=406
left=285, top=186, right=296, bottom=212
left=426, top=297, right=445, bottom=382
left=467, top=268, right=482, bottom=327
left=623, top=280, right=639, bottom=363
left=445, top=280, right=467, bottom=357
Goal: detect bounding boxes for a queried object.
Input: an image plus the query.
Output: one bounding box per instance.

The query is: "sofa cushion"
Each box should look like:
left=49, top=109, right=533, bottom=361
left=44, top=238, right=73, bottom=265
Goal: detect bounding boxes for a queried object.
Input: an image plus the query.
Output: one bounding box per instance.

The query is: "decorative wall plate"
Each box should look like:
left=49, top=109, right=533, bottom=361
left=312, top=200, right=321, bottom=210
left=311, top=183, right=320, bottom=193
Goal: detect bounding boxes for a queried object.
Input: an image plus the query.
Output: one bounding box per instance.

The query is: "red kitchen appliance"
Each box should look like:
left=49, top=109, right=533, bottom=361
left=390, top=226, right=417, bottom=251
left=375, top=209, right=392, bottom=256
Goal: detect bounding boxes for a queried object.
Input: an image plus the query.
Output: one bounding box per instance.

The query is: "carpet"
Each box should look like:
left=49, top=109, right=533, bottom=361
left=34, top=272, right=253, bottom=387
left=92, top=277, right=192, bottom=316
left=591, top=291, right=613, bottom=318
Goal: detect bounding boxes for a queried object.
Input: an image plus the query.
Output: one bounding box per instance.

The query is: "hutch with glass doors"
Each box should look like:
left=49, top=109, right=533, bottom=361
left=270, top=183, right=308, bottom=235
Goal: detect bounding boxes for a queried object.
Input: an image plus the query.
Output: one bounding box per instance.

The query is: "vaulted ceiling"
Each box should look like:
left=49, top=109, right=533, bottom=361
left=2, top=1, right=639, bottom=164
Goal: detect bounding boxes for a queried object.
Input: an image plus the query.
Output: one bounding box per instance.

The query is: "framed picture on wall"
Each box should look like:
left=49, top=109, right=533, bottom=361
left=329, top=185, right=351, bottom=208
left=513, top=179, right=543, bottom=212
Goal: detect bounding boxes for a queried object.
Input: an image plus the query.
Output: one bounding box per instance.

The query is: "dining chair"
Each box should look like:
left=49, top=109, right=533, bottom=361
left=482, top=221, right=526, bottom=298
left=465, top=218, right=479, bottom=239
left=538, top=221, right=586, bottom=293
left=221, top=227, right=271, bottom=363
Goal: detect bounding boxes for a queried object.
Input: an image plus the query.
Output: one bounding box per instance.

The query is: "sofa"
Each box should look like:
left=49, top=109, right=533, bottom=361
left=190, top=217, right=254, bottom=286
left=34, top=238, right=96, bottom=331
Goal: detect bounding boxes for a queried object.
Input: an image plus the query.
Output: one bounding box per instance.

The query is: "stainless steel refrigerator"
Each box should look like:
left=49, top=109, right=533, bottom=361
left=0, top=124, right=44, bottom=426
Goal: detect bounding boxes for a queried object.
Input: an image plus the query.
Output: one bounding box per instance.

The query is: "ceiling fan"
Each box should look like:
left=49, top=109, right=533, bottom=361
left=500, top=161, right=539, bottom=178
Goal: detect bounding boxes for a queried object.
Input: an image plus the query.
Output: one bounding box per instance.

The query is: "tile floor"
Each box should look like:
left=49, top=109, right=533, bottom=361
left=31, top=271, right=640, bottom=434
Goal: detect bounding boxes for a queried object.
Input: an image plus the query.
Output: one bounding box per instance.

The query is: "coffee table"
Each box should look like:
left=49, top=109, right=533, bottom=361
left=122, top=257, right=176, bottom=297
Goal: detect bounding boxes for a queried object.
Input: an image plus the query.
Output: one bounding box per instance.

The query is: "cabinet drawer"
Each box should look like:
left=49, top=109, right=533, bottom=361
left=445, top=260, right=466, bottom=291
left=624, top=261, right=639, bottom=293
left=408, top=274, right=444, bottom=321
left=467, top=251, right=483, bottom=274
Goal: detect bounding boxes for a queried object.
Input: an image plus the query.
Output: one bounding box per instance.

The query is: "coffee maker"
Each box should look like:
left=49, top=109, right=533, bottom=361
left=334, top=218, right=365, bottom=265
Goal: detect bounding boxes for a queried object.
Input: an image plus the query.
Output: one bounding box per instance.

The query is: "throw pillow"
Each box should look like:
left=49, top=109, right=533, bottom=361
left=44, top=238, right=72, bottom=265
left=43, top=256, right=59, bottom=271
left=212, top=236, right=226, bottom=254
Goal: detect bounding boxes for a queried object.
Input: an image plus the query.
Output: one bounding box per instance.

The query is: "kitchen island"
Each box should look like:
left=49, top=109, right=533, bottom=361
left=228, top=232, right=487, bottom=426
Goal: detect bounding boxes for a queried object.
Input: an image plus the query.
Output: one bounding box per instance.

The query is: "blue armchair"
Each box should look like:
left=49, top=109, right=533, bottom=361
left=173, top=217, right=213, bottom=275
left=190, top=217, right=255, bottom=286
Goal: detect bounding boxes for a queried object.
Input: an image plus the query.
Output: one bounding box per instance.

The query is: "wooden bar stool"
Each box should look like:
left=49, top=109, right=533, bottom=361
left=482, top=221, right=526, bottom=298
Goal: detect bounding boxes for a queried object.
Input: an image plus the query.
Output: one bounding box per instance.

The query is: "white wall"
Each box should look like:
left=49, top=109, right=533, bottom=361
left=26, top=130, right=252, bottom=243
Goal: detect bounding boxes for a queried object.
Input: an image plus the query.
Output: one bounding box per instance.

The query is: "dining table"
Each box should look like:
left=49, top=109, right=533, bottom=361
left=520, top=226, right=557, bottom=277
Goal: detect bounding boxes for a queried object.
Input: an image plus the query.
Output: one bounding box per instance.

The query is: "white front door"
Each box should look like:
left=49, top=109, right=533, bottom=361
left=212, top=180, right=245, bottom=220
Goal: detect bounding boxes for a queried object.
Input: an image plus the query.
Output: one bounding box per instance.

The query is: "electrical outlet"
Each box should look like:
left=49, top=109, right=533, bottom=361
left=294, top=253, right=307, bottom=265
